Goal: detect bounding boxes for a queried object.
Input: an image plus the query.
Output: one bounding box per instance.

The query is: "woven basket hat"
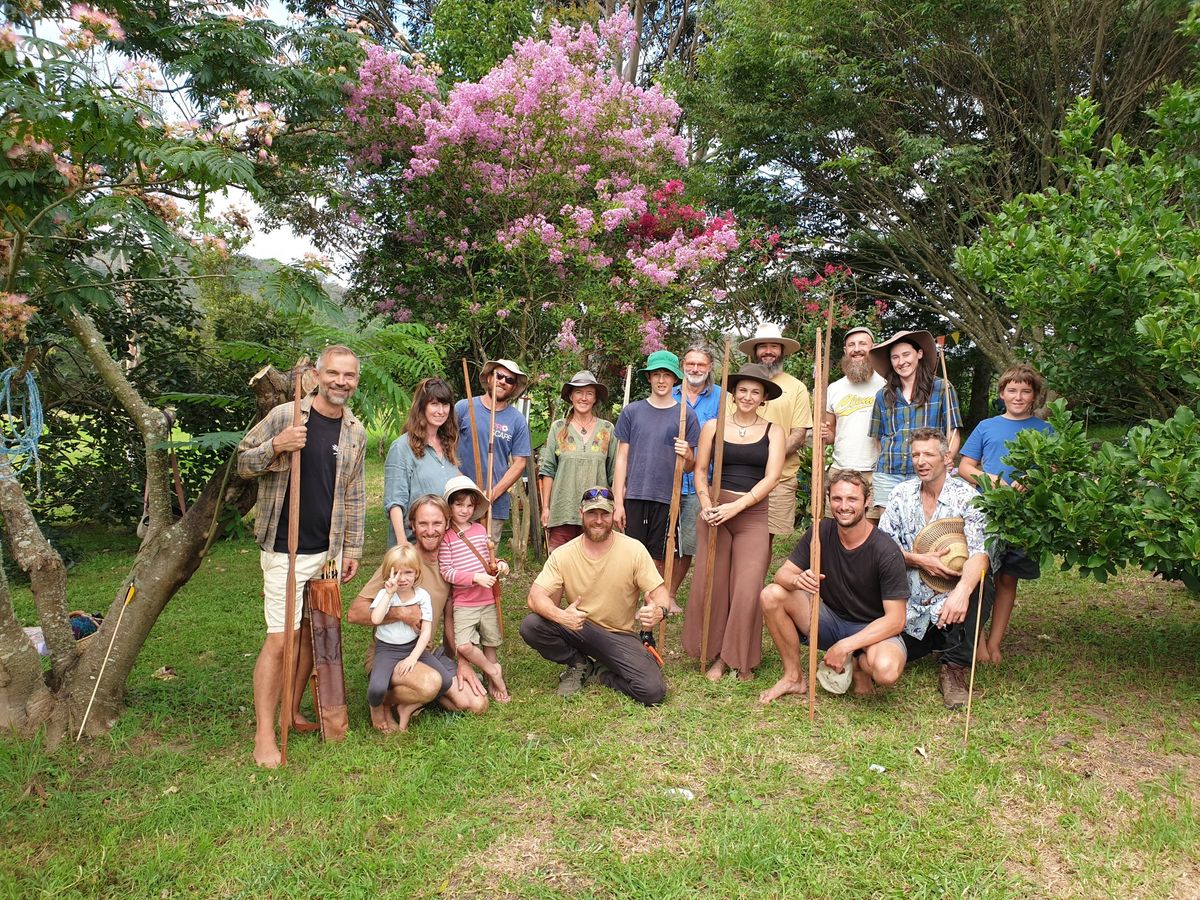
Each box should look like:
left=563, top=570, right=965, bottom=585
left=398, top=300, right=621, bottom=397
left=912, top=516, right=968, bottom=593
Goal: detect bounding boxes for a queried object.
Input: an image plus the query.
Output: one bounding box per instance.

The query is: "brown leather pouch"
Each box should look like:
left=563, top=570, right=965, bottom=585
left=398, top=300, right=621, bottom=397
left=305, top=577, right=348, bottom=742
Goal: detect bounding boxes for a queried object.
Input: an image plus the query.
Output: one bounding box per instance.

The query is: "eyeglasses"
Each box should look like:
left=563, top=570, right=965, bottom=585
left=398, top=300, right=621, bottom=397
left=493, top=372, right=517, bottom=385
left=581, top=488, right=614, bottom=502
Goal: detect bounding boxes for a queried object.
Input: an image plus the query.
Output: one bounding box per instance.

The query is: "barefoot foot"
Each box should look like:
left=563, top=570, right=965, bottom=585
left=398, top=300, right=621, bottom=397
left=757, top=676, right=807, bottom=705
left=395, top=702, right=424, bottom=731
left=705, top=659, right=728, bottom=682
left=851, top=665, right=876, bottom=697
left=370, top=705, right=399, bottom=734
left=668, top=602, right=684, bottom=616
left=735, top=668, right=754, bottom=682
left=253, top=737, right=282, bottom=768
left=982, top=644, right=1003, bottom=665
left=484, top=663, right=512, bottom=703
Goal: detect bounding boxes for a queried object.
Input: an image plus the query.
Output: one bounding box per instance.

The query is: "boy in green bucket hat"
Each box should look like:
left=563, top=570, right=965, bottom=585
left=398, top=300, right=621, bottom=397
left=612, top=351, right=701, bottom=576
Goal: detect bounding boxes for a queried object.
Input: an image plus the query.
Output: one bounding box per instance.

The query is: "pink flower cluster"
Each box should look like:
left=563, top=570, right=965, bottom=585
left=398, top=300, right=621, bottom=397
left=62, top=4, right=124, bottom=49
left=0, top=292, right=34, bottom=340
left=555, top=318, right=580, bottom=351
left=792, top=264, right=851, bottom=293
left=639, top=317, right=666, bottom=355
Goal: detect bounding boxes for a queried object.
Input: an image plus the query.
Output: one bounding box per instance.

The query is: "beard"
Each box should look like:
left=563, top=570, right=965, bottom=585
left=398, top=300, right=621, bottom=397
left=685, top=372, right=709, bottom=389
left=840, top=354, right=874, bottom=385
left=757, top=358, right=784, bottom=378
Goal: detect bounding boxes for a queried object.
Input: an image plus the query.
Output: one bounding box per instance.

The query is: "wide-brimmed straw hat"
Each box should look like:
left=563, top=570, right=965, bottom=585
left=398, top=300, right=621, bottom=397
left=560, top=370, right=609, bottom=404
left=442, top=475, right=490, bottom=522
left=912, top=516, right=969, bottom=593
left=738, top=323, right=801, bottom=359
left=869, top=330, right=937, bottom=379
left=817, top=655, right=853, bottom=695
left=639, top=350, right=684, bottom=383
left=480, top=358, right=529, bottom=399
left=726, top=363, right=783, bottom=401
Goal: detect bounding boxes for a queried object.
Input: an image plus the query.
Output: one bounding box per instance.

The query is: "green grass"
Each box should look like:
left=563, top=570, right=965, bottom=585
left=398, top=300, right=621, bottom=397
left=2, top=459, right=1198, bottom=898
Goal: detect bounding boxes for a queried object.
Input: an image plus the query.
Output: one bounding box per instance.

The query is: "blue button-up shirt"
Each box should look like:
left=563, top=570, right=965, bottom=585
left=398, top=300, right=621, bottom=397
left=880, top=475, right=994, bottom=639
left=672, top=383, right=723, bottom=494
left=869, top=377, right=962, bottom=477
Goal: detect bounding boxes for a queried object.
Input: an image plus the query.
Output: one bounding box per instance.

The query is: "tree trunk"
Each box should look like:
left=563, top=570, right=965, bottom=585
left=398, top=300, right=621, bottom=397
left=966, top=353, right=995, bottom=432
left=0, top=368, right=291, bottom=747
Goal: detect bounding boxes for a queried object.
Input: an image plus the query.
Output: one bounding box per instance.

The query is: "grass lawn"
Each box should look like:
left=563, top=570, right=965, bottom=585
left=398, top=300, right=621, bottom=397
left=2, top=458, right=1197, bottom=898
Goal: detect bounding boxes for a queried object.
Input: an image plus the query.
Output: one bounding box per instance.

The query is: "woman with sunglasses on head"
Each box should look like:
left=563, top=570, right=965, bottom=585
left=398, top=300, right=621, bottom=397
left=385, top=377, right=462, bottom=546
left=682, top=364, right=785, bottom=682
left=538, top=371, right=618, bottom=551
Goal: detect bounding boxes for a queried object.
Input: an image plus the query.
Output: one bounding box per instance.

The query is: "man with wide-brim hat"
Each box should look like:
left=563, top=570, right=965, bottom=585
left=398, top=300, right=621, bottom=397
left=738, top=323, right=813, bottom=541
left=538, top=371, right=618, bottom=551
left=867, top=330, right=962, bottom=513
left=455, top=358, right=532, bottom=544
left=823, top=326, right=887, bottom=519
left=880, top=427, right=994, bottom=710
left=612, top=350, right=700, bottom=576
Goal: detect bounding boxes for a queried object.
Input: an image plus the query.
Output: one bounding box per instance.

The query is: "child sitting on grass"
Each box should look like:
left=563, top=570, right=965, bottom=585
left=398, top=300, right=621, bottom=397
left=439, top=476, right=511, bottom=703
left=958, top=363, right=1055, bottom=664
left=367, top=543, right=433, bottom=732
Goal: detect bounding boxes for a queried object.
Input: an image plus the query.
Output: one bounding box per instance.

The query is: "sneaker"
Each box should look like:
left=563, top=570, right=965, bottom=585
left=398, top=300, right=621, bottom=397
left=939, top=663, right=970, bottom=710
left=556, top=663, right=588, bottom=698
left=583, top=660, right=609, bottom=687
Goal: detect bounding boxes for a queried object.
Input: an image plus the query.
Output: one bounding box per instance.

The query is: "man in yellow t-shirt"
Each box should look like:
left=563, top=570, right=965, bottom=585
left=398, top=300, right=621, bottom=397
left=739, top=323, right=814, bottom=539
left=521, top=486, right=671, bottom=705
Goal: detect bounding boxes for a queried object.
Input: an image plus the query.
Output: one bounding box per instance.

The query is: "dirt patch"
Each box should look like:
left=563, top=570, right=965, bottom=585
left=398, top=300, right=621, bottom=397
left=445, top=823, right=595, bottom=898
left=990, top=794, right=1076, bottom=897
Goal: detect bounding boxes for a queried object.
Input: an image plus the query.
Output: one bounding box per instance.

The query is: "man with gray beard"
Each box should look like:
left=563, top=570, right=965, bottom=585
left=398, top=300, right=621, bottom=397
left=822, top=327, right=887, bottom=517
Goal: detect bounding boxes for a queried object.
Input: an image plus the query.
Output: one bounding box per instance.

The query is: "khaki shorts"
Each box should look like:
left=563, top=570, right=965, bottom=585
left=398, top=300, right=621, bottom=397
left=768, top=478, right=798, bottom=536
left=824, top=468, right=877, bottom=519
left=260, top=550, right=328, bottom=633
left=454, top=603, right=502, bottom=648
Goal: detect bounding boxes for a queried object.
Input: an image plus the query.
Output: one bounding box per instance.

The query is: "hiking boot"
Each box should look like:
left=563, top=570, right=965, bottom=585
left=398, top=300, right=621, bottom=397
left=939, top=663, right=970, bottom=710
left=556, top=662, right=588, bottom=698
left=583, top=660, right=610, bottom=687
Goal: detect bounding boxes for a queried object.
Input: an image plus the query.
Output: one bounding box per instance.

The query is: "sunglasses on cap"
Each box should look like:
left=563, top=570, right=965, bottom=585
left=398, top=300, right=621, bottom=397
left=581, top=487, right=614, bottom=502
left=492, top=372, right=517, bottom=385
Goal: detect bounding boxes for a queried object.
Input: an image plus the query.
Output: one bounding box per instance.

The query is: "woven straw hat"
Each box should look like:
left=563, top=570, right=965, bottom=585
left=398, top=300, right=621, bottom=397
left=442, top=475, right=490, bottom=522
left=912, top=516, right=968, bottom=593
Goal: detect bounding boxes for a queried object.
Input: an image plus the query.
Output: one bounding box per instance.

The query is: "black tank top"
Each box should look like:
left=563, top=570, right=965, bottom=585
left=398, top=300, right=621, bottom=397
left=721, top=426, right=770, bottom=491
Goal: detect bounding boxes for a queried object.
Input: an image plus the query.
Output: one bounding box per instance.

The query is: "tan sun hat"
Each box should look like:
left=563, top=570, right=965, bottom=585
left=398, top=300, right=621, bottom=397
left=560, top=370, right=609, bottom=404
left=738, top=323, right=801, bottom=358
left=480, top=358, right=529, bottom=399
left=912, top=516, right=968, bottom=593
left=442, top=475, right=490, bottom=522
left=869, top=330, right=937, bottom=380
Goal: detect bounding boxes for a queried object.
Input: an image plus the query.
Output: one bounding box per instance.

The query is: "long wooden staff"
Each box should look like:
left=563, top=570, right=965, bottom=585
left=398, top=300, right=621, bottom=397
left=279, top=357, right=306, bottom=766
left=807, top=318, right=832, bottom=722
left=622, top=364, right=632, bottom=407
left=658, top=395, right=689, bottom=647
left=936, top=335, right=953, bottom=439
left=76, top=583, right=135, bottom=741
left=963, top=561, right=989, bottom=747
left=699, top=337, right=733, bottom=672
left=462, top=359, right=485, bottom=481
left=485, top=375, right=505, bottom=637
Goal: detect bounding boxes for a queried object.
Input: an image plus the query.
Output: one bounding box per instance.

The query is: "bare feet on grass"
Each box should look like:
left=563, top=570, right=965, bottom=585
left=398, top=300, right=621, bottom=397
left=705, top=659, right=728, bottom=682
left=736, top=668, right=754, bottom=682
left=851, top=665, right=876, bottom=697
left=395, top=703, right=424, bottom=731
left=484, top=663, right=512, bottom=703
left=981, top=642, right=1003, bottom=665
left=370, top=705, right=399, bottom=734
left=668, top=602, right=684, bottom=616
left=757, top=676, right=807, bottom=705
left=254, top=736, right=282, bottom=768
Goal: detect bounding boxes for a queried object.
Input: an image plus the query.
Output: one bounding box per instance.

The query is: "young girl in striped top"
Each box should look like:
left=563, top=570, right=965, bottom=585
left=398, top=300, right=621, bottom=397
left=438, top=476, right=511, bottom=703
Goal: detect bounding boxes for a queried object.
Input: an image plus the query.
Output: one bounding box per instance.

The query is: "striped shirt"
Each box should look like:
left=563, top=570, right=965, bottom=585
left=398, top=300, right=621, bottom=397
left=868, top=377, right=962, bottom=477
left=237, top=392, right=366, bottom=561
left=438, top=523, right=495, bottom=607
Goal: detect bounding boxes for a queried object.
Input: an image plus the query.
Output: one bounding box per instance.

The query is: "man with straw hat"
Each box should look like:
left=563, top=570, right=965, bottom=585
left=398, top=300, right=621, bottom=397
left=880, top=427, right=993, bottom=709
left=612, top=350, right=700, bottom=574
left=867, top=330, right=962, bottom=513
left=739, top=323, right=813, bottom=539
left=455, top=359, right=532, bottom=544
left=758, top=470, right=909, bottom=703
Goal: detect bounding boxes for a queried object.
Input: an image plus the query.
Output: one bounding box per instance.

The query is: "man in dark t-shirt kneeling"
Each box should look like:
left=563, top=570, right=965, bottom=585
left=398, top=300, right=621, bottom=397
left=758, top=470, right=909, bottom=703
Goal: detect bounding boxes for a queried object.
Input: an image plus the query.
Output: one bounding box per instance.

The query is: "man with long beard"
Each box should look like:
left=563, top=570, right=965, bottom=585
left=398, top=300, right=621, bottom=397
left=822, top=327, right=887, bottom=517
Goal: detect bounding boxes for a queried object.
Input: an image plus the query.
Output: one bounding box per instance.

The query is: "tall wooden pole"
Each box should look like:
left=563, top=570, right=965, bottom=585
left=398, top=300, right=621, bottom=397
left=622, top=364, right=632, bottom=407
left=658, top=396, right=689, bottom=647
left=699, top=337, right=733, bottom=672
left=280, top=357, right=307, bottom=766
left=462, top=359, right=485, bottom=481
left=937, top=335, right=953, bottom=440
left=963, top=562, right=989, bottom=747
left=806, top=304, right=834, bottom=722
left=485, top=376, right=504, bottom=637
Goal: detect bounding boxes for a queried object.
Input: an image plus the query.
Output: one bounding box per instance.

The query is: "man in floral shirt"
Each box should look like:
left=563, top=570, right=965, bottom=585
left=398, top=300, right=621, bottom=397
left=880, top=427, right=994, bottom=709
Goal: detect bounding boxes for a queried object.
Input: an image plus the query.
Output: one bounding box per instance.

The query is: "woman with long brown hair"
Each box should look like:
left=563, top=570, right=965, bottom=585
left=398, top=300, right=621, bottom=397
left=384, top=377, right=462, bottom=546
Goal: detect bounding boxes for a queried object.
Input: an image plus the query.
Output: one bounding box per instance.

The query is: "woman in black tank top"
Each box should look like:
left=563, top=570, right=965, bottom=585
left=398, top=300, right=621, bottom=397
left=682, top=365, right=785, bottom=681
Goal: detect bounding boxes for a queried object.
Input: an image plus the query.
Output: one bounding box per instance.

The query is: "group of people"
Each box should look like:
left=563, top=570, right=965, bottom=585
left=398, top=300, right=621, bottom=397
left=238, top=326, right=1051, bottom=767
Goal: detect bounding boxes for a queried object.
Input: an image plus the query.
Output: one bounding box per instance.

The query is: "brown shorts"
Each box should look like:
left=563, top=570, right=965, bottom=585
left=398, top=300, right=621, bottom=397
left=454, top=603, right=502, bottom=648
left=768, top=479, right=798, bottom=535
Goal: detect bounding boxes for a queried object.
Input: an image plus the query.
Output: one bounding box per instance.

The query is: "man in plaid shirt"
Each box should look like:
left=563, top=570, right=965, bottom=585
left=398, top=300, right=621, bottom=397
left=238, top=346, right=366, bottom=768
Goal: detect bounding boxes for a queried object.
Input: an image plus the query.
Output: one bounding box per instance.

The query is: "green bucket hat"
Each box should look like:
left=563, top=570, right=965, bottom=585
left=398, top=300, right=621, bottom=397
left=638, top=350, right=683, bottom=383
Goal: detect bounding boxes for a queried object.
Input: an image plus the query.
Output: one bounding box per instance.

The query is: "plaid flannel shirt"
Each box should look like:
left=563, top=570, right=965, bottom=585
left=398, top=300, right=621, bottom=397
left=237, top=392, right=366, bottom=561
left=868, top=377, right=963, bottom=477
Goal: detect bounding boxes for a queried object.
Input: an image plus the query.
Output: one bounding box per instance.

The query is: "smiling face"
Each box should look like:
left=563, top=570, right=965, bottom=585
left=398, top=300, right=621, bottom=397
left=449, top=493, right=477, bottom=527
left=828, top=478, right=867, bottom=528
left=911, top=437, right=951, bottom=485
left=754, top=341, right=785, bottom=369
left=315, top=351, right=360, bottom=409
left=580, top=507, right=614, bottom=543
left=570, top=386, right=596, bottom=416
left=647, top=368, right=677, bottom=398
left=488, top=366, right=518, bottom=401
left=683, top=350, right=712, bottom=388
left=424, top=398, right=451, bottom=429
left=733, top=380, right=765, bottom=412
left=1000, top=380, right=1036, bottom=417
left=410, top=501, right=448, bottom=553
left=889, top=342, right=923, bottom=382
